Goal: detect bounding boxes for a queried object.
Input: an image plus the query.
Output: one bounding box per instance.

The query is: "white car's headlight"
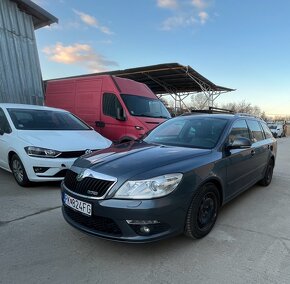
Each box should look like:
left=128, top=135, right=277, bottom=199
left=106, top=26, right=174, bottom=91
left=24, top=146, right=61, bottom=158
left=113, top=173, right=183, bottom=199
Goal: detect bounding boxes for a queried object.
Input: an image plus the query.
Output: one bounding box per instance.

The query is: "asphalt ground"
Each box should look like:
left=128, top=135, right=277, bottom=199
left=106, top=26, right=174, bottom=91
left=1, top=137, right=290, bottom=284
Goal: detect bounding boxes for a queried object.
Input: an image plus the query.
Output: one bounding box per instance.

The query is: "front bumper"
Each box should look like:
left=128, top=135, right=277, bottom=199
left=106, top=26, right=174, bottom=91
left=23, top=156, right=76, bottom=182
left=61, top=182, right=187, bottom=243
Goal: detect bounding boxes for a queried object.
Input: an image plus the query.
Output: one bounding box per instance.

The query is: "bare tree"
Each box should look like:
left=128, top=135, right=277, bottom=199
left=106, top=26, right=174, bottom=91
left=220, top=100, right=262, bottom=116
left=190, top=93, right=218, bottom=110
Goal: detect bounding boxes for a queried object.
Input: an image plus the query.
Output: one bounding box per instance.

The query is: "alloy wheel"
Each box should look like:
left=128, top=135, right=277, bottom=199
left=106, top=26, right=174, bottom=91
left=12, top=158, right=24, bottom=182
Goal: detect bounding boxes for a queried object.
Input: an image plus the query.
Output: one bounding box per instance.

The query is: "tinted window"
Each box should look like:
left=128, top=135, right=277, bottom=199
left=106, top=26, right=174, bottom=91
left=247, top=120, right=264, bottom=142
left=0, top=108, right=11, bottom=133
left=121, top=94, right=170, bottom=119
left=144, top=117, right=228, bottom=149
left=228, top=120, right=250, bottom=143
left=261, top=122, right=273, bottom=139
left=7, top=109, right=90, bottom=130
left=103, top=93, right=122, bottom=118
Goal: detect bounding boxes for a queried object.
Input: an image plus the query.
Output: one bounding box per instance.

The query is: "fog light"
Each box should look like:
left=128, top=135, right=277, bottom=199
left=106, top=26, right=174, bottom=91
left=140, top=226, right=151, bottom=234
left=33, top=167, right=49, bottom=173
left=126, top=220, right=160, bottom=225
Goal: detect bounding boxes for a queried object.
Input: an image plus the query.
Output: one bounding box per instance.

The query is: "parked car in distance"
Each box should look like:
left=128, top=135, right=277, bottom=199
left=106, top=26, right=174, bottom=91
left=61, top=113, right=277, bottom=243
left=0, top=104, right=112, bottom=186
left=45, top=75, right=171, bottom=143
left=268, top=123, right=284, bottom=138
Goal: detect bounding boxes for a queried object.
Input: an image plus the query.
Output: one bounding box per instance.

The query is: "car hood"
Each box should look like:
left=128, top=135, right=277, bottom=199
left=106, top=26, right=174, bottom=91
left=17, top=130, right=112, bottom=151
left=134, top=116, right=166, bottom=131
left=74, top=141, right=211, bottom=178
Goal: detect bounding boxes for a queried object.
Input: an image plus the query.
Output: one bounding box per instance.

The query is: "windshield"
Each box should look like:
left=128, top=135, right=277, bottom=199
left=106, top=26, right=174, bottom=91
left=7, top=108, right=91, bottom=130
left=121, top=94, right=171, bottom=119
left=144, top=116, right=228, bottom=149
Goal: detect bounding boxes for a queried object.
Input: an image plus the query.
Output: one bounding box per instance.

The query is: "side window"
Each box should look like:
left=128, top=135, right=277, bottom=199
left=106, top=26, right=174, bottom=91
left=228, top=119, right=250, bottom=143
left=247, top=120, right=264, bottom=142
left=0, top=108, right=11, bottom=134
left=103, top=93, right=122, bottom=118
left=260, top=122, right=273, bottom=139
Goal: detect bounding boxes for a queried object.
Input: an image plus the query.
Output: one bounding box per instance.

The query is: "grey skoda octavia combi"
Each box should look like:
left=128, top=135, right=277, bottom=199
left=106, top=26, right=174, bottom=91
left=61, top=114, right=277, bottom=242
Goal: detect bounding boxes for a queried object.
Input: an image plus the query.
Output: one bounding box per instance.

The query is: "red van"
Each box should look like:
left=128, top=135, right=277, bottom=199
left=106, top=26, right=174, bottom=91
left=45, top=75, right=171, bottom=143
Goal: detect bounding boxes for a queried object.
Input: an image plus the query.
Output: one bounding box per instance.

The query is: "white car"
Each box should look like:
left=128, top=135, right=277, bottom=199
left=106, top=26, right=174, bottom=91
left=0, top=104, right=112, bottom=186
left=268, top=124, right=284, bottom=138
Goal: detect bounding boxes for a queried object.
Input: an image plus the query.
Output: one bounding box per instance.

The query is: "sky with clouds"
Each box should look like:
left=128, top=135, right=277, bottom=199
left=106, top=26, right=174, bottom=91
left=34, top=0, right=290, bottom=116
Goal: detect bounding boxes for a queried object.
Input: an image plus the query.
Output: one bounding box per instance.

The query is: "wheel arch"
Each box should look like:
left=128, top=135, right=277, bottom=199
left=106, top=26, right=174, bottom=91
left=270, top=155, right=275, bottom=167
left=196, top=177, right=224, bottom=207
left=119, top=136, right=135, bottom=143
left=8, top=151, right=18, bottom=170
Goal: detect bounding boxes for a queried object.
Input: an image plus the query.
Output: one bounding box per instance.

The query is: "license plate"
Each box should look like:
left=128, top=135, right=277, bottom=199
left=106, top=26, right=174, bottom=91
left=64, top=193, right=92, bottom=216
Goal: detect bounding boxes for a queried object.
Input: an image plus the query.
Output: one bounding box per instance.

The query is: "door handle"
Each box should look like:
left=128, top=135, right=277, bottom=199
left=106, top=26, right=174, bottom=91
left=251, top=150, right=255, bottom=156
left=95, top=121, right=105, bottom=128
left=268, top=144, right=273, bottom=151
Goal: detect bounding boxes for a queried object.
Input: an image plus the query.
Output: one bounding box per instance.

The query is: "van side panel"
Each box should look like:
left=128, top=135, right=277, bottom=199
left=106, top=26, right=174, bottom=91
left=46, top=77, right=103, bottom=129
left=46, top=80, right=76, bottom=113
left=75, top=78, right=102, bottom=128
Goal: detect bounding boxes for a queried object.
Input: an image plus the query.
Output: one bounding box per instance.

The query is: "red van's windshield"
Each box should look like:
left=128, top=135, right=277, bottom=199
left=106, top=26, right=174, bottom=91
left=121, top=94, right=171, bottom=119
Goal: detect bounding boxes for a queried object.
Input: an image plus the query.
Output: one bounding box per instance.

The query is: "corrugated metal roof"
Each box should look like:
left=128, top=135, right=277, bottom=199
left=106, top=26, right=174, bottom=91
left=10, top=0, right=58, bottom=29
left=45, top=63, right=234, bottom=95
left=98, top=63, right=234, bottom=93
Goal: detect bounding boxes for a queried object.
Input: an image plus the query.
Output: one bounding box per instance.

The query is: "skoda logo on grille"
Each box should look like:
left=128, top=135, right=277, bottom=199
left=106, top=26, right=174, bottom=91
left=85, top=149, right=93, bottom=154
left=76, top=171, right=85, bottom=182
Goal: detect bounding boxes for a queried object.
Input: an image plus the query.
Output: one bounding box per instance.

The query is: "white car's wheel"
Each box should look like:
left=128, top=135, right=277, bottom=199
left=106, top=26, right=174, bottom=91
left=11, top=154, right=31, bottom=187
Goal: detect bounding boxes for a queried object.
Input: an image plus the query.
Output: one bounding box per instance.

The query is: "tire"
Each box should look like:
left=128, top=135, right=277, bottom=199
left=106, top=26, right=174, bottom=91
left=259, top=159, right=274, bottom=186
left=10, top=154, right=31, bottom=187
left=184, top=182, right=220, bottom=239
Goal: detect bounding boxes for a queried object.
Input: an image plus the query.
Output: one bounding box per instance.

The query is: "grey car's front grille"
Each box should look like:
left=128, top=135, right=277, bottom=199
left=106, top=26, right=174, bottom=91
left=64, top=169, right=114, bottom=198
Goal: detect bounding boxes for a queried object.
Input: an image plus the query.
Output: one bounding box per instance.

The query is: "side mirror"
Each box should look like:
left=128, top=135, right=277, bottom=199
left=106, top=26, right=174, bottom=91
left=116, top=108, right=126, bottom=121
left=227, top=137, right=251, bottom=150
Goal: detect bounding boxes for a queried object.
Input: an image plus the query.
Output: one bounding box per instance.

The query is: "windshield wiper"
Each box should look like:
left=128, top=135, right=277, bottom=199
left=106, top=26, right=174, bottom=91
left=136, top=114, right=169, bottom=119
left=152, top=115, right=170, bottom=119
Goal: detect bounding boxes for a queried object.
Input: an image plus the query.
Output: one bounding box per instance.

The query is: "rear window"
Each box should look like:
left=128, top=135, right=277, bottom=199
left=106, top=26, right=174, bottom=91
left=7, top=108, right=90, bottom=130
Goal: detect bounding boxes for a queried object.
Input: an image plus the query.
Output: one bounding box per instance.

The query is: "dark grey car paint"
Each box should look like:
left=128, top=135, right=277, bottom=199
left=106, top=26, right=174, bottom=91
left=62, top=114, right=277, bottom=242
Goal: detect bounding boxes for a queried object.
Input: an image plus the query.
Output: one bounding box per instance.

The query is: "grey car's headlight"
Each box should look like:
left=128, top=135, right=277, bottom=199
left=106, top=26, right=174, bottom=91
left=113, top=173, right=183, bottom=199
left=24, top=146, right=61, bottom=158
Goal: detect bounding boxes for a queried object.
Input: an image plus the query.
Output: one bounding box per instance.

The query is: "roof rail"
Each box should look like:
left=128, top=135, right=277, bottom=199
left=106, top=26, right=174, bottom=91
left=235, top=113, right=263, bottom=120
left=191, top=107, right=234, bottom=114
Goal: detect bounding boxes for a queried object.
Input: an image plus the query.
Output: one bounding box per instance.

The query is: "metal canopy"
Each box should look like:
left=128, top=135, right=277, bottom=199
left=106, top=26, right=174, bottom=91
left=96, top=63, right=235, bottom=111
left=11, top=0, right=58, bottom=29
left=45, top=63, right=234, bottom=112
